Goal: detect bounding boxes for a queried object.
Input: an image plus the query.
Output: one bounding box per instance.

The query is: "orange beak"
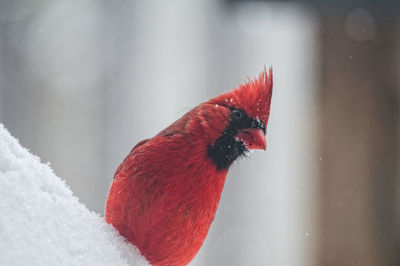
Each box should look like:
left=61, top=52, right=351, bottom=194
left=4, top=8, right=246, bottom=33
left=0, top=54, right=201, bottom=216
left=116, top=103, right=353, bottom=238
left=236, top=129, right=266, bottom=150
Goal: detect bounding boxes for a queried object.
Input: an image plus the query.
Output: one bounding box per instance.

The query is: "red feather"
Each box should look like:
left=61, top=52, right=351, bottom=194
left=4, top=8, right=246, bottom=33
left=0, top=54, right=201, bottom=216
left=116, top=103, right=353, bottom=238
left=105, top=68, right=273, bottom=265
left=210, top=67, right=273, bottom=124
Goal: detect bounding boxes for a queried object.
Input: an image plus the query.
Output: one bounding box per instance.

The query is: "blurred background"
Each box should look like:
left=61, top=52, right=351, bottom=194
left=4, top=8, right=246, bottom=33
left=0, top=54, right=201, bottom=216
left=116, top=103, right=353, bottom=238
left=0, top=0, right=399, bottom=265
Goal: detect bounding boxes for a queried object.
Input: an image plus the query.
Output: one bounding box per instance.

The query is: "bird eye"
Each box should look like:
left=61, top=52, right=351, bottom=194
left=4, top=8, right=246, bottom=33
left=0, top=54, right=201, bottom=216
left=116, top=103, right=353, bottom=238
left=232, top=109, right=244, bottom=121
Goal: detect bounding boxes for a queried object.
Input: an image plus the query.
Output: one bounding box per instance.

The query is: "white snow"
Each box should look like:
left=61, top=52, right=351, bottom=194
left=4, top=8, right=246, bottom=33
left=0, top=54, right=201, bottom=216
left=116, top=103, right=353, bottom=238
left=0, top=124, right=148, bottom=266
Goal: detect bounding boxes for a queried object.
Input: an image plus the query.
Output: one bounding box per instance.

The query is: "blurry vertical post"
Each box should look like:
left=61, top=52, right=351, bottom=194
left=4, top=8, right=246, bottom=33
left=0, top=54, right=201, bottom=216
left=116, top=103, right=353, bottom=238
left=193, top=2, right=318, bottom=266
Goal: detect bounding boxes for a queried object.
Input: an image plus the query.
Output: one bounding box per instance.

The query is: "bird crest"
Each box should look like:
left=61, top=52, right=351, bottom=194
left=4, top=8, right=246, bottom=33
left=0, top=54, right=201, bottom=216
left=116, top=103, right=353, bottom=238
left=210, top=67, right=273, bottom=123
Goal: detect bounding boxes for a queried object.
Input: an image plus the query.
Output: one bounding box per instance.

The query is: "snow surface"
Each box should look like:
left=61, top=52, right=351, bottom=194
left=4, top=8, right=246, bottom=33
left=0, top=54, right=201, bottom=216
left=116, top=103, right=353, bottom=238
left=0, top=124, right=148, bottom=266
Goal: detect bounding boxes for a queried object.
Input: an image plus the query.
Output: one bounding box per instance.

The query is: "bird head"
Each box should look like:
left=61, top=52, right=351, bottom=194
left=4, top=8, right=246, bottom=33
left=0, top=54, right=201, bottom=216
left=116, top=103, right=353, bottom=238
left=199, top=67, right=273, bottom=170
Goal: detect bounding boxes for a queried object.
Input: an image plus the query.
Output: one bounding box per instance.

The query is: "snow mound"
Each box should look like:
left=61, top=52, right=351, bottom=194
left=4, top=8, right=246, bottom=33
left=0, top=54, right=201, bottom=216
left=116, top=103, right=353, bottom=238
left=0, top=124, right=148, bottom=266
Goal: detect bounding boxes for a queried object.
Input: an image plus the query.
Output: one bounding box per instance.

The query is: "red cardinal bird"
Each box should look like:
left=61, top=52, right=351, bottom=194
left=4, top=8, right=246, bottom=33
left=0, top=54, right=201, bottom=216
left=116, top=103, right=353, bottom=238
left=105, top=68, right=273, bottom=265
